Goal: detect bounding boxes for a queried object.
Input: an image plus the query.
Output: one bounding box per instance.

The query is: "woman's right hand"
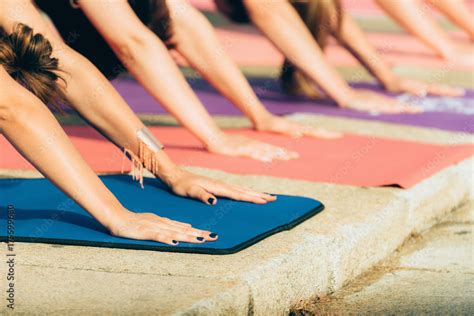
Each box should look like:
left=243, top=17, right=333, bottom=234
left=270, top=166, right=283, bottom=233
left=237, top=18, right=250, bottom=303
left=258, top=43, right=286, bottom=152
left=340, top=89, right=422, bottom=114
left=109, top=209, right=217, bottom=245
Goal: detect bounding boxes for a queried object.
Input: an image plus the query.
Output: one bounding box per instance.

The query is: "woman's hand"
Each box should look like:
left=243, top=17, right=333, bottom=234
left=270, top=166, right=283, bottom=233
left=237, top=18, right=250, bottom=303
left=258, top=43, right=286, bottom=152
left=206, top=133, right=299, bottom=162
left=254, top=114, right=342, bottom=139
left=386, top=77, right=465, bottom=97
left=341, top=89, right=422, bottom=114
left=162, top=167, right=277, bottom=205
left=108, top=208, right=217, bottom=245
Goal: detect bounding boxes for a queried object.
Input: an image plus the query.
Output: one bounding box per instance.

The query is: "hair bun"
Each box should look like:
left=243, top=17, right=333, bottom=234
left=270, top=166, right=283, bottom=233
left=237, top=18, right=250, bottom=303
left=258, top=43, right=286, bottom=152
left=0, top=23, right=65, bottom=106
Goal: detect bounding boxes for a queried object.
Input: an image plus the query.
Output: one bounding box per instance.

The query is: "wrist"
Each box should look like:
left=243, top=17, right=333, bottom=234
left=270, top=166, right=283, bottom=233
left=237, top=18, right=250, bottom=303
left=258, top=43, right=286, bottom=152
left=97, top=205, right=132, bottom=234
left=202, top=129, right=229, bottom=150
left=151, top=151, right=181, bottom=185
left=335, top=88, right=356, bottom=108
left=381, top=72, right=401, bottom=92
left=252, top=110, right=274, bottom=131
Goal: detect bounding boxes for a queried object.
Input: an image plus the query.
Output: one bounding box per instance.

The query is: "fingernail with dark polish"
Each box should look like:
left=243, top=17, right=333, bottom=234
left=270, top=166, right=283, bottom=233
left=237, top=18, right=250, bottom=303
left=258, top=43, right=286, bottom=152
left=172, top=240, right=178, bottom=245
left=209, top=233, right=218, bottom=238
left=208, top=197, right=215, bottom=205
left=196, top=237, right=204, bottom=241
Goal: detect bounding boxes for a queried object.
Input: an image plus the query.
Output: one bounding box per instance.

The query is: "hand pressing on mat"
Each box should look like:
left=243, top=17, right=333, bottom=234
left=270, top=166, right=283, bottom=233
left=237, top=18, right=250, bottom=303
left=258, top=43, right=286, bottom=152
left=341, top=90, right=422, bottom=114
left=161, top=167, right=277, bottom=205
left=206, top=134, right=299, bottom=162
left=109, top=209, right=218, bottom=245
left=254, top=114, right=341, bottom=139
left=386, top=78, right=465, bottom=97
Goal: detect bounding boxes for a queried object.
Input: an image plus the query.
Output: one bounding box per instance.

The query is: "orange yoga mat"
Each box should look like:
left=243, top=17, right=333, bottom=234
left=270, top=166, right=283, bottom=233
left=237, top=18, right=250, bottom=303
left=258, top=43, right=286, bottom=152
left=1, top=126, right=472, bottom=188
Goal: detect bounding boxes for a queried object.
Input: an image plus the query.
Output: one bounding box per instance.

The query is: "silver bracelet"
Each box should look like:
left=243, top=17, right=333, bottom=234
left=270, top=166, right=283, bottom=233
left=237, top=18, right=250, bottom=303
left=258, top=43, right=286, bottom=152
left=136, top=127, right=164, bottom=153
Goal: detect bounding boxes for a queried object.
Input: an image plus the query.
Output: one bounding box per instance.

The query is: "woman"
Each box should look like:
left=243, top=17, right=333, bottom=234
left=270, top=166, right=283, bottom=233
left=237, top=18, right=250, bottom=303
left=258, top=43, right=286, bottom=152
left=0, top=23, right=275, bottom=243
left=214, top=0, right=464, bottom=105
left=374, top=0, right=473, bottom=63
left=35, top=0, right=330, bottom=163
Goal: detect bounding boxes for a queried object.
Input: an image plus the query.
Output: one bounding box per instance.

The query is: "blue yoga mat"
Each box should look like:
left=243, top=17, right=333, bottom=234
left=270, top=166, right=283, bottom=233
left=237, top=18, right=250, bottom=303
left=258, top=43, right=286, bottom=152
left=0, top=175, right=323, bottom=254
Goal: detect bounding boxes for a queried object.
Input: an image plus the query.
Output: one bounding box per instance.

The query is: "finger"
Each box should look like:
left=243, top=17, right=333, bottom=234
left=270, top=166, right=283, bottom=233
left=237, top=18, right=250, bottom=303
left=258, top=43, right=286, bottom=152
left=248, top=151, right=274, bottom=162
left=427, top=85, right=465, bottom=97
left=160, top=217, right=192, bottom=228
left=187, top=185, right=218, bottom=206
left=401, top=104, right=423, bottom=114
left=304, top=127, right=342, bottom=139
left=269, top=146, right=299, bottom=160
left=167, top=230, right=218, bottom=243
left=141, top=230, right=181, bottom=245
left=229, top=185, right=277, bottom=202
left=146, top=221, right=216, bottom=242
left=165, top=223, right=218, bottom=241
left=276, top=148, right=299, bottom=160
left=205, top=183, right=270, bottom=204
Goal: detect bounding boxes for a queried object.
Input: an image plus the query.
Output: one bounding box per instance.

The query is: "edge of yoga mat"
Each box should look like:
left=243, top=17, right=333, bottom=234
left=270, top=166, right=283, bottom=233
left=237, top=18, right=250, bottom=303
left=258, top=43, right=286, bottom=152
left=0, top=177, right=324, bottom=255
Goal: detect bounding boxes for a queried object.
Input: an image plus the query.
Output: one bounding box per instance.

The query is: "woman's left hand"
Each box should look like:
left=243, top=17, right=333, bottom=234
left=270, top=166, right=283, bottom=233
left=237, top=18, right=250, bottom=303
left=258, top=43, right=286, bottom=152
left=255, top=115, right=342, bottom=139
left=387, top=78, right=465, bottom=97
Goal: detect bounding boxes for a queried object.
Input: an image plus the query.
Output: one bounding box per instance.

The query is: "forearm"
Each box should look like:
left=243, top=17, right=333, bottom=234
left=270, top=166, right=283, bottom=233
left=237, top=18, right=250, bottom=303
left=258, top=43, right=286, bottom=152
left=108, top=30, right=225, bottom=147
left=0, top=86, right=126, bottom=230
left=243, top=0, right=353, bottom=106
left=375, top=0, right=456, bottom=57
left=428, top=0, right=474, bottom=39
left=337, top=13, right=398, bottom=89
left=170, top=0, right=271, bottom=126
left=54, top=44, right=179, bottom=180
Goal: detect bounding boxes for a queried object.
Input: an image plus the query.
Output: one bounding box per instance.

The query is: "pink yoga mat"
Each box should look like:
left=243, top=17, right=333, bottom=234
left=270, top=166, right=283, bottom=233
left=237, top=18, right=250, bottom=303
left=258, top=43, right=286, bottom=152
left=189, top=0, right=473, bottom=18
left=195, top=28, right=472, bottom=70
left=1, top=126, right=472, bottom=188
left=186, top=0, right=473, bottom=69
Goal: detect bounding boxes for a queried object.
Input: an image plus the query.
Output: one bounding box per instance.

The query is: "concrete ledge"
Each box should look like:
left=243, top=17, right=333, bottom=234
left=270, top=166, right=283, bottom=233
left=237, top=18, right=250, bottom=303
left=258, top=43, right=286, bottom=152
left=0, top=115, right=472, bottom=314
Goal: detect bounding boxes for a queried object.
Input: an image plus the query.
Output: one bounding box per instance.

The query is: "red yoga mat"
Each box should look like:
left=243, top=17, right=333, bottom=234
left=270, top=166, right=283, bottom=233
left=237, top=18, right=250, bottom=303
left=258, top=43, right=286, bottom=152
left=1, top=126, right=472, bottom=188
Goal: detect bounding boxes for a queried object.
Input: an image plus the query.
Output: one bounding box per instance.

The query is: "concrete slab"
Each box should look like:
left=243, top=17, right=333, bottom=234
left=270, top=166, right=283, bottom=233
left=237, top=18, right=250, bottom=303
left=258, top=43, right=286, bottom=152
left=0, top=265, right=249, bottom=315
left=292, top=204, right=474, bottom=315
left=312, top=270, right=474, bottom=315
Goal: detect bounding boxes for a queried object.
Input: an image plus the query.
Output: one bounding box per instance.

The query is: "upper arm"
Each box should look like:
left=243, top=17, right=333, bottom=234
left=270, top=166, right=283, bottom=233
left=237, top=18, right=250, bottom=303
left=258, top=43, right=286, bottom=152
left=77, top=0, right=154, bottom=47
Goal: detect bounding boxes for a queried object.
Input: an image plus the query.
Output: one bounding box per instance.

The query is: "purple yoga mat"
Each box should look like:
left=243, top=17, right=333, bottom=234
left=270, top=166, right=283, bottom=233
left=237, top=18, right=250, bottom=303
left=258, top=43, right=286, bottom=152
left=112, top=78, right=474, bottom=134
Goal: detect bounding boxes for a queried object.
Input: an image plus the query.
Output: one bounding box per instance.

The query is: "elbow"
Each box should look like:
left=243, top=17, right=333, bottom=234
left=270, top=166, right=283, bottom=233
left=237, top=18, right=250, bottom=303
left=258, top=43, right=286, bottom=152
left=0, top=87, right=26, bottom=126
left=108, top=32, right=152, bottom=65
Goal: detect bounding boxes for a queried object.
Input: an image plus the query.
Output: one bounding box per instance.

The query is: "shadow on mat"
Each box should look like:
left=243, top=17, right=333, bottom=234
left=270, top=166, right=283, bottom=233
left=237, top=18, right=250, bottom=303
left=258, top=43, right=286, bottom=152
left=4, top=207, right=109, bottom=234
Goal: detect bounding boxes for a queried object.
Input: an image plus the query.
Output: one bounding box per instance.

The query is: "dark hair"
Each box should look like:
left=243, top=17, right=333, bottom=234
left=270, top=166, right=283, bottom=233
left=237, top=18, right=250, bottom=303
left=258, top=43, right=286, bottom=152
left=281, top=0, right=342, bottom=98
left=148, top=0, right=175, bottom=48
left=0, top=23, right=66, bottom=108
